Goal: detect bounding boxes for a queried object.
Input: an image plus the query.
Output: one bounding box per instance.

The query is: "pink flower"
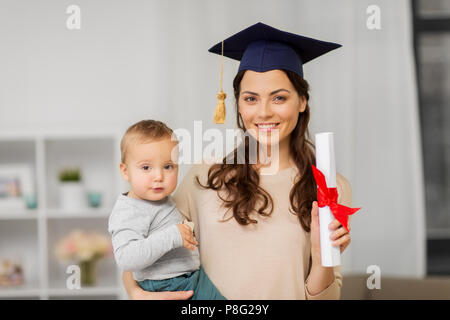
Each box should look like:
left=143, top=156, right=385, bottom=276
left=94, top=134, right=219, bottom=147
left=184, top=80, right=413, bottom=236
left=66, top=240, right=76, bottom=255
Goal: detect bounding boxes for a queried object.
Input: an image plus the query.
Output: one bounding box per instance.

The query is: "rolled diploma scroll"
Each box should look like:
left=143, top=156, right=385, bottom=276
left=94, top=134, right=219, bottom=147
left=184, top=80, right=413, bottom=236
left=315, top=132, right=341, bottom=267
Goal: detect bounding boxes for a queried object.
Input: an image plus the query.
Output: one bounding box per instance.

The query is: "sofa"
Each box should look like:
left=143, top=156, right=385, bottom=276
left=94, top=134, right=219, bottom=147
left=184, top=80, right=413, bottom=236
left=341, top=274, right=450, bottom=299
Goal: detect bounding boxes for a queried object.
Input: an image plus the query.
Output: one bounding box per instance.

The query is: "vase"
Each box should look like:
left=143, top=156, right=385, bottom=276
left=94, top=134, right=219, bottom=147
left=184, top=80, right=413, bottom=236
left=87, top=192, right=102, bottom=208
left=79, top=259, right=96, bottom=286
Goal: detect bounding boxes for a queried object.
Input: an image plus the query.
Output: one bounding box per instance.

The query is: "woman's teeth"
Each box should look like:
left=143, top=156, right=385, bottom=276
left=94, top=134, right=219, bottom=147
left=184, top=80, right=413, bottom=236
left=257, top=123, right=279, bottom=129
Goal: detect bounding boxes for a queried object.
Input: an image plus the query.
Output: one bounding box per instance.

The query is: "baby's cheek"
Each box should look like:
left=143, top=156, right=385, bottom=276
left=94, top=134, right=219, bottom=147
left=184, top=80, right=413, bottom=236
left=136, top=177, right=150, bottom=193
left=166, top=175, right=178, bottom=193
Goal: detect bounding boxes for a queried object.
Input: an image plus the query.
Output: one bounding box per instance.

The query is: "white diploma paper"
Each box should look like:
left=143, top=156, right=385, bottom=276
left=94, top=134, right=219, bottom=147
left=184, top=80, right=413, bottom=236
left=315, top=132, right=341, bottom=267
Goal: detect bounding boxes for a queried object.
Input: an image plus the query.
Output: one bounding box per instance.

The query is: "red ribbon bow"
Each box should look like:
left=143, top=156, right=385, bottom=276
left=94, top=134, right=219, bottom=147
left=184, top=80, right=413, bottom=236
left=311, top=164, right=360, bottom=232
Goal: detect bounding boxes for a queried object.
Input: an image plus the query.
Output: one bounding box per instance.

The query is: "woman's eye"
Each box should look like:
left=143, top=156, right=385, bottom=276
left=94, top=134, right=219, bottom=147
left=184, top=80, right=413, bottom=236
left=274, top=96, right=286, bottom=102
left=244, top=96, right=257, bottom=103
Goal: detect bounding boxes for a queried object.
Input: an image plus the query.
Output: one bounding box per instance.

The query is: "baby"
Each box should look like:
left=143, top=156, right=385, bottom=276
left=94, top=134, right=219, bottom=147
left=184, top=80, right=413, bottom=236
left=108, top=119, right=226, bottom=300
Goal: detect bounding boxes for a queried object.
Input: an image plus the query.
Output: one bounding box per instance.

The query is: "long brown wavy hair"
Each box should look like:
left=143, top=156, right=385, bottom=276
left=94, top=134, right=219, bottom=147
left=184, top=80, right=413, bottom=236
left=196, top=69, right=317, bottom=232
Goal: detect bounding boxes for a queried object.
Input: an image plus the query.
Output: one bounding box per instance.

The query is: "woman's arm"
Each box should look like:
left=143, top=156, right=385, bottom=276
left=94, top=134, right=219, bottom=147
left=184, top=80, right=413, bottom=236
left=305, top=173, right=352, bottom=299
left=122, top=271, right=193, bottom=300
left=305, top=202, right=342, bottom=299
left=305, top=259, right=339, bottom=296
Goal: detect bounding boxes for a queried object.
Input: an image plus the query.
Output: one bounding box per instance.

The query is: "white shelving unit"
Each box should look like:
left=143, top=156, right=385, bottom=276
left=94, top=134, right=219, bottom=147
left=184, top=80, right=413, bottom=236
left=0, top=134, right=128, bottom=300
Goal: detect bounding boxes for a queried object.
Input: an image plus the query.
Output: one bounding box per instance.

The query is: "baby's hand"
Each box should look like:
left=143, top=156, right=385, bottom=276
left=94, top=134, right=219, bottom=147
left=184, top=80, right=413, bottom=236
left=176, top=223, right=198, bottom=251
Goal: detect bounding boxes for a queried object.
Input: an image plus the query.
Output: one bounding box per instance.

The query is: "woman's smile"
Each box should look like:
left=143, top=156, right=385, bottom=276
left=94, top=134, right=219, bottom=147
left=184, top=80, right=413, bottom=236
left=255, top=122, right=280, bottom=132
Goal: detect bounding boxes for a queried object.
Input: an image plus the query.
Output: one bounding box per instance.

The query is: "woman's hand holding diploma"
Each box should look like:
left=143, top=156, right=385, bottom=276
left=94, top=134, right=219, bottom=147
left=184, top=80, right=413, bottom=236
left=307, top=201, right=351, bottom=296
left=310, top=201, right=351, bottom=266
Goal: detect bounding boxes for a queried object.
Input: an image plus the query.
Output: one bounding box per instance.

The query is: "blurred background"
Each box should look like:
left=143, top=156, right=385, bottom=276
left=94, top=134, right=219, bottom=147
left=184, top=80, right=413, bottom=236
left=0, top=0, right=449, bottom=299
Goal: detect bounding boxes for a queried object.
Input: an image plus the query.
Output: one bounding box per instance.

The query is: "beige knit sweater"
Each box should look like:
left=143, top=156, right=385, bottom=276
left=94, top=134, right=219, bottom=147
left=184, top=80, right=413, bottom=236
left=173, top=163, right=352, bottom=300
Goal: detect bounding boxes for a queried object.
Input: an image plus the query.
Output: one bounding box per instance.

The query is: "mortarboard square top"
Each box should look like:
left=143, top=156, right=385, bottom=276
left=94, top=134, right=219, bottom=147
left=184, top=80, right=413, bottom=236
left=208, top=22, right=342, bottom=78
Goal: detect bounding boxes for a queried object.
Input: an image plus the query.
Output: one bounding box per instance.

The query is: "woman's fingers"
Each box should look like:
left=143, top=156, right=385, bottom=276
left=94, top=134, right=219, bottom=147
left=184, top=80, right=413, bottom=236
left=311, top=201, right=319, bottom=229
left=328, top=219, right=351, bottom=232
left=312, top=201, right=318, bottom=217
left=330, top=226, right=348, bottom=240
left=131, top=289, right=192, bottom=300
left=159, top=290, right=194, bottom=300
left=167, top=290, right=194, bottom=300
left=328, top=219, right=341, bottom=230
left=324, top=218, right=352, bottom=253
left=332, top=233, right=351, bottom=247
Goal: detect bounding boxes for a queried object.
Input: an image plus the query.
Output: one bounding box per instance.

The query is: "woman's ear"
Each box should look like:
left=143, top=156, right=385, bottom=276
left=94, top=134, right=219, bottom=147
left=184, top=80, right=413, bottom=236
left=119, top=163, right=129, bottom=181
left=299, top=95, right=307, bottom=113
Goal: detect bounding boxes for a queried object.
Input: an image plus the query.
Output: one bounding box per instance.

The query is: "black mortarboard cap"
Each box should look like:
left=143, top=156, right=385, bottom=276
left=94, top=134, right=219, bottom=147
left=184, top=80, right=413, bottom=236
left=208, top=22, right=342, bottom=78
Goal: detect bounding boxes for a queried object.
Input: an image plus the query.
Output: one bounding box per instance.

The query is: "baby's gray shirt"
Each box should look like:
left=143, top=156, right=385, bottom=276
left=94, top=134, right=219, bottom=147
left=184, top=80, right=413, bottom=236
left=108, top=193, right=200, bottom=281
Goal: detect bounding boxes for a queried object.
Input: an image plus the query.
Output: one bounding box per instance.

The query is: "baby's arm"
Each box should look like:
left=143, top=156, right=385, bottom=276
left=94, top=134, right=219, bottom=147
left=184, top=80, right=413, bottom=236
left=108, top=208, right=183, bottom=272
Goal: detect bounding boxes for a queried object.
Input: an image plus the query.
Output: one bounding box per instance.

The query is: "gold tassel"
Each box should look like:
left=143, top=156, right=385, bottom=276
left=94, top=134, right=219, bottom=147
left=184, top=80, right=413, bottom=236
left=214, top=90, right=226, bottom=124
left=214, top=41, right=226, bottom=124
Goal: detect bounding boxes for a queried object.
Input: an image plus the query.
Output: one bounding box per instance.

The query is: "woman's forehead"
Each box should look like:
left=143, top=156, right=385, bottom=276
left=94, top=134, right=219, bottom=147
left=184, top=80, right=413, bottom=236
left=240, top=70, right=294, bottom=92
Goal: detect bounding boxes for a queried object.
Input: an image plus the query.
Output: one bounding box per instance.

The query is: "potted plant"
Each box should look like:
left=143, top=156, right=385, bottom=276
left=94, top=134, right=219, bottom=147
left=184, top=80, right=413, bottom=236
left=58, top=167, right=86, bottom=210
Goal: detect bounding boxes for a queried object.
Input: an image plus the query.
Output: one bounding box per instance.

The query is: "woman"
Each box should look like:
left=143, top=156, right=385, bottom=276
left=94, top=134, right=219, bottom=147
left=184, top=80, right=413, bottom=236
left=123, top=22, right=353, bottom=300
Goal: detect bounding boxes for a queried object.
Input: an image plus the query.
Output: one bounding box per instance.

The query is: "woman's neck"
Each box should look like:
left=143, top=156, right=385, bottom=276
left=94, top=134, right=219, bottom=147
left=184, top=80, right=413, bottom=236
left=255, top=135, right=294, bottom=172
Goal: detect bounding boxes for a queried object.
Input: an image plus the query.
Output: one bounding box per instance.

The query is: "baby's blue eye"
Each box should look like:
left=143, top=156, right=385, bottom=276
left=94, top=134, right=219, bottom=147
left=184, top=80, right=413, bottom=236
left=164, top=164, right=173, bottom=170
left=142, top=166, right=150, bottom=170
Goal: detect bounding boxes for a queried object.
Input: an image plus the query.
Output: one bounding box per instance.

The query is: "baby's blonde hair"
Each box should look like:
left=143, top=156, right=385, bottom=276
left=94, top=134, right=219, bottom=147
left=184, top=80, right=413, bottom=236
left=120, top=120, right=175, bottom=164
